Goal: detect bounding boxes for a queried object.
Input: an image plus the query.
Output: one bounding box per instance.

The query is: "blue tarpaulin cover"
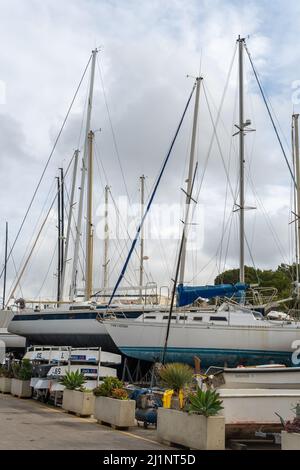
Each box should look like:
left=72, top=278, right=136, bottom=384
left=176, top=282, right=249, bottom=307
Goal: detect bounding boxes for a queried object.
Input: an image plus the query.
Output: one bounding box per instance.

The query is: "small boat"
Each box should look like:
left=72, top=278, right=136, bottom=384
left=24, top=345, right=121, bottom=365
left=219, top=388, right=300, bottom=426
left=207, top=364, right=300, bottom=389
left=47, top=364, right=117, bottom=379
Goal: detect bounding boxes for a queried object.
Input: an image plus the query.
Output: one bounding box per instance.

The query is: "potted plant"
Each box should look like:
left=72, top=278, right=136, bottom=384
left=158, top=362, right=194, bottom=409
left=157, top=382, right=225, bottom=450
left=61, top=370, right=95, bottom=417
left=278, top=403, right=300, bottom=450
left=11, top=359, right=32, bottom=398
left=0, top=366, right=13, bottom=393
left=93, top=377, right=135, bottom=429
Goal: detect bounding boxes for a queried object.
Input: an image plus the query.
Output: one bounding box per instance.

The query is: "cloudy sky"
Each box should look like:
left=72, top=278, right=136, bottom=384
left=0, top=0, right=299, bottom=301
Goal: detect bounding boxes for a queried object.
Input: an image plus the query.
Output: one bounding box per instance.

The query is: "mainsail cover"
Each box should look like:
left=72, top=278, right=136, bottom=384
left=176, top=283, right=248, bottom=307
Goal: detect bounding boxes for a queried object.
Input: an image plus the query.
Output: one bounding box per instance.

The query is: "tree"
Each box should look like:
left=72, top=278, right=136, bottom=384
left=214, top=264, right=294, bottom=300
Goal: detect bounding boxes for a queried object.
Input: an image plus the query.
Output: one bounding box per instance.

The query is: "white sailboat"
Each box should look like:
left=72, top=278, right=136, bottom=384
left=101, top=303, right=300, bottom=367
left=100, top=37, right=300, bottom=368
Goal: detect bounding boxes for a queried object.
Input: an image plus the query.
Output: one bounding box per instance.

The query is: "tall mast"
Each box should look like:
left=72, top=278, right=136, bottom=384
left=85, top=130, right=94, bottom=300
left=139, top=175, right=145, bottom=297
left=103, top=184, right=109, bottom=295
left=2, top=221, right=8, bottom=310
left=178, top=77, right=202, bottom=285
left=238, top=36, right=245, bottom=284
left=59, top=167, right=65, bottom=283
left=56, top=176, right=61, bottom=303
left=292, top=117, right=299, bottom=284
left=61, top=149, right=79, bottom=299
left=293, top=113, right=300, bottom=281
left=70, top=49, right=98, bottom=301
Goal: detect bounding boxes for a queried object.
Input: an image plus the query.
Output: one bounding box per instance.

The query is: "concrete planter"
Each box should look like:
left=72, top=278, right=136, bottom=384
left=157, top=408, right=225, bottom=450
left=62, top=389, right=95, bottom=417
left=11, top=379, right=32, bottom=398
left=94, top=396, right=136, bottom=429
left=281, top=431, right=300, bottom=450
left=0, top=377, right=12, bottom=393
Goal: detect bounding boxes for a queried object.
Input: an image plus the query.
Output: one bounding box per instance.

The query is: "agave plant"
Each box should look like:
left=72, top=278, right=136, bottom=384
left=59, top=370, right=86, bottom=390
left=188, top=388, right=224, bottom=417
left=158, top=363, right=194, bottom=394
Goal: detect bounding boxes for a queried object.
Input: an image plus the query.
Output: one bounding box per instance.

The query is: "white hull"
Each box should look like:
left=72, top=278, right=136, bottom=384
left=217, top=366, right=300, bottom=389
left=0, top=328, right=26, bottom=350
left=103, top=314, right=300, bottom=367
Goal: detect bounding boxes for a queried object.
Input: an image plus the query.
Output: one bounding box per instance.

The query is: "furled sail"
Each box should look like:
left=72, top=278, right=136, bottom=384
left=176, top=282, right=248, bottom=307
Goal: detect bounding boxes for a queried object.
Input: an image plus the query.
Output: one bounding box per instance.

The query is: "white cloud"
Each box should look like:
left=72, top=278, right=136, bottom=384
left=0, top=0, right=298, bottom=300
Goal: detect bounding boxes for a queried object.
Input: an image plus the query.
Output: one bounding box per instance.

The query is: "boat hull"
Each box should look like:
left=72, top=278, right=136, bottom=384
left=219, top=367, right=300, bottom=389
left=0, top=329, right=26, bottom=351
left=103, top=320, right=300, bottom=367
left=8, top=316, right=118, bottom=351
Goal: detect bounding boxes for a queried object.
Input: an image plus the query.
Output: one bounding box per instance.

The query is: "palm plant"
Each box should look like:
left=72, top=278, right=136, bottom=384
left=59, top=370, right=86, bottom=390
left=188, top=388, right=223, bottom=417
left=158, top=363, right=194, bottom=394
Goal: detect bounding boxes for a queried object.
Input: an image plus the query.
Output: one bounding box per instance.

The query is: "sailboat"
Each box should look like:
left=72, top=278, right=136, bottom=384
left=100, top=37, right=300, bottom=367
left=6, top=50, right=165, bottom=350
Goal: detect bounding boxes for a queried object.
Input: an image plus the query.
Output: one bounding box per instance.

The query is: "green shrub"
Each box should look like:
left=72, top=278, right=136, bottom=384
left=158, top=363, right=194, bottom=394
left=59, top=370, right=86, bottom=390
left=93, top=377, right=124, bottom=397
left=188, top=388, right=223, bottom=417
left=0, top=366, right=13, bottom=378
left=12, top=359, right=32, bottom=381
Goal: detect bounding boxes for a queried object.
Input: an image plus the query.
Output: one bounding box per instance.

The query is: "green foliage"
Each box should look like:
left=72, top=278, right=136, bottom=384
left=59, top=370, right=86, bottom=390
left=214, top=264, right=293, bottom=300
left=188, top=388, right=224, bottom=417
left=93, top=377, right=124, bottom=397
left=12, top=359, right=32, bottom=381
left=158, top=363, right=194, bottom=393
left=0, top=366, right=13, bottom=378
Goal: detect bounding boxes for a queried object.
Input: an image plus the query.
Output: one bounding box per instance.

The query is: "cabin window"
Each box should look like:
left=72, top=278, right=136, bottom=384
left=69, top=306, right=92, bottom=311
left=193, top=317, right=203, bottom=321
left=209, top=316, right=227, bottom=321
left=163, top=316, right=176, bottom=320
left=145, top=316, right=156, bottom=319
left=179, top=316, right=187, bottom=320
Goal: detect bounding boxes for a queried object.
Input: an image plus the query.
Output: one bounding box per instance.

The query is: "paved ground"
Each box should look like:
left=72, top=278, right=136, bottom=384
left=0, top=394, right=170, bottom=450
